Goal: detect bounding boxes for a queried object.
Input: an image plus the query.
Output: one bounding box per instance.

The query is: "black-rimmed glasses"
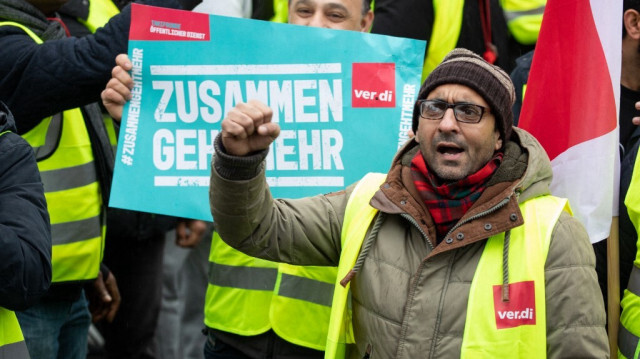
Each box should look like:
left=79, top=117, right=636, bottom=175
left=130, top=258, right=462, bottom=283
left=417, top=99, right=489, bottom=123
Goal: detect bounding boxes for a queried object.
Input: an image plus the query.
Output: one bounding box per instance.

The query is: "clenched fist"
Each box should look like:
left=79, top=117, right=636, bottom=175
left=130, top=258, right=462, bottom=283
left=221, top=100, right=281, bottom=156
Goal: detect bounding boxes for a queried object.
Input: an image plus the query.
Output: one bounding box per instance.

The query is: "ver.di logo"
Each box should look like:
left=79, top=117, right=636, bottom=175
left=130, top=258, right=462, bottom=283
left=492, top=280, right=536, bottom=329
left=351, top=63, right=395, bottom=108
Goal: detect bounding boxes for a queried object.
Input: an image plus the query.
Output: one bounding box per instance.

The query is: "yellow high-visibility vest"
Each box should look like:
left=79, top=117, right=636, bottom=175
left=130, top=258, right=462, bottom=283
left=205, top=232, right=279, bottom=335
left=327, top=172, right=565, bottom=358
left=0, top=307, right=30, bottom=359
left=500, top=0, right=545, bottom=45
left=271, top=0, right=288, bottom=23
left=0, top=22, right=106, bottom=283
left=461, top=195, right=566, bottom=358
left=422, top=0, right=464, bottom=80
left=619, top=153, right=640, bottom=359
left=620, top=265, right=640, bottom=359
left=77, top=0, right=120, bottom=33
left=205, top=232, right=336, bottom=350
left=325, top=172, right=386, bottom=358
left=272, top=264, right=336, bottom=350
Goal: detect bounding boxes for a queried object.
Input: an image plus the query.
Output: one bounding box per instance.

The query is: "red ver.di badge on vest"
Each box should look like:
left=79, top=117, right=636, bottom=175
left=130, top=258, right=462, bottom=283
left=492, top=280, right=536, bottom=329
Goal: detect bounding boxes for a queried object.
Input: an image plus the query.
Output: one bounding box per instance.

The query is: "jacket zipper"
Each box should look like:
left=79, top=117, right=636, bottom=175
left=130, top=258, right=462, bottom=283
left=400, top=213, right=434, bottom=251
left=396, top=192, right=517, bottom=358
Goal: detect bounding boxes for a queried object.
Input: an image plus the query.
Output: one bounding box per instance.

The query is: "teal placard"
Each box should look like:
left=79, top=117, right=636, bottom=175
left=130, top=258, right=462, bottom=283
left=110, top=4, right=426, bottom=221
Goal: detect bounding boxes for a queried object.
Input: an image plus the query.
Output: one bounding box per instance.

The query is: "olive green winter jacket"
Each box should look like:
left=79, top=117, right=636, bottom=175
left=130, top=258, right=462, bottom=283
left=209, top=127, right=609, bottom=358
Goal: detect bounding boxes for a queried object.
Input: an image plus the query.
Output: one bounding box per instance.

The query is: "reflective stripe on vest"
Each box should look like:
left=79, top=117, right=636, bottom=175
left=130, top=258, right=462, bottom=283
left=0, top=307, right=30, bottom=359
left=621, top=287, right=640, bottom=359
left=78, top=0, right=119, bottom=33
left=326, top=172, right=386, bottom=359
left=621, top=274, right=640, bottom=359
left=422, top=0, right=464, bottom=80
left=271, top=264, right=337, bottom=350
left=500, top=0, right=545, bottom=45
left=629, top=267, right=640, bottom=299
left=0, top=22, right=104, bottom=283
left=206, top=231, right=337, bottom=349
left=619, top=155, right=640, bottom=359
left=32, top=112, right=61, bottom=160
left=461, top=195, right=567, bottom=358
left=620, top=323, right=640, bottom=359
left=620, top=272, right=640, bottom=359
left=205, top=232, right=279, bottom=336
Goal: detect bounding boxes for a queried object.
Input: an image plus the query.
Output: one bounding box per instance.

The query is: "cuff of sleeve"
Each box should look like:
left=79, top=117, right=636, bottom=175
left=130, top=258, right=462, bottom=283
left=213, top=134, right=268, bottom=180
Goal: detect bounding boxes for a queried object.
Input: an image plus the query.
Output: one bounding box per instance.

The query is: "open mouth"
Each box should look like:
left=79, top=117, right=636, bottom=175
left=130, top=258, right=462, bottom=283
left=437, top=143, right=464, bottom=155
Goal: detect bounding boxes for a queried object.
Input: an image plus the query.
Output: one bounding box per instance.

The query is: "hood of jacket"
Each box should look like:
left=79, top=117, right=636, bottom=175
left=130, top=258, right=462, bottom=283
left=509, top=127, right=553, bottom=202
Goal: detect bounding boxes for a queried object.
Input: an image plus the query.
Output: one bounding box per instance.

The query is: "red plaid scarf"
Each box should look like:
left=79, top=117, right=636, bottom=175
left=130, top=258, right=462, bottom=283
left=410, top=151, right=503, bottom=241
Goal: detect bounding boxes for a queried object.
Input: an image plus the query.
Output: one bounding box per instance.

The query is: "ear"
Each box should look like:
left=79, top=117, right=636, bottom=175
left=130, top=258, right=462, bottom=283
left=494, top=130, right=503, bottom=151
left=360, top=10, right=374, bottom=32
left=414, top=126, right=421, bottom=143
left=625, top=9, right=640, bottom=40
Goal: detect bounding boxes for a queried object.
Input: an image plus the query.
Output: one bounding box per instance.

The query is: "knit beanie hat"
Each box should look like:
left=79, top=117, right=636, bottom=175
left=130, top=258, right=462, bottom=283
left=412, top=48, right=516, bottom=142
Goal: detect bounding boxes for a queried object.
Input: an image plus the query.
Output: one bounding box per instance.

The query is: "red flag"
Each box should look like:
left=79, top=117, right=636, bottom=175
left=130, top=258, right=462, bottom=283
left=518, top=0, right=621, bottom=242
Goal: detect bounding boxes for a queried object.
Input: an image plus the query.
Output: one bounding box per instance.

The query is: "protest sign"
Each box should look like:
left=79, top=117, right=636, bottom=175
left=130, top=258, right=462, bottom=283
left=109, top=4, right=426, bottom=221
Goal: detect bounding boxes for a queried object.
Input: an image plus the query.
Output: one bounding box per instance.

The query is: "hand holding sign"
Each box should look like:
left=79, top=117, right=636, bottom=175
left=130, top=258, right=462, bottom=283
left=102, top=54, right=135, bottom=123
left=221, top=100, right=281, bottom=156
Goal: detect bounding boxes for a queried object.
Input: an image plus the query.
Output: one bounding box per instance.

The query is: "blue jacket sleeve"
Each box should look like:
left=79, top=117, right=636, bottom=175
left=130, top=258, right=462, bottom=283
left=0, top=0, right=181, bottom=134
left=0, top=132, right=52, bottom=311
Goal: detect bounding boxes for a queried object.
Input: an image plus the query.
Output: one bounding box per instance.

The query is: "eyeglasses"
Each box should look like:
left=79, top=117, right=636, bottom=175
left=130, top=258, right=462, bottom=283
left=417, top=99, right=489, bottom=124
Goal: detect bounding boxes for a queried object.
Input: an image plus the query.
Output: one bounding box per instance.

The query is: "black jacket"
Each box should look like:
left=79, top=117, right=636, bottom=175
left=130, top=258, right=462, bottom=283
left=0, top=0, right=181, bottom=135
left=0, top=102, right=51, bottom=311
left=509, top=49, right=534, bottom=126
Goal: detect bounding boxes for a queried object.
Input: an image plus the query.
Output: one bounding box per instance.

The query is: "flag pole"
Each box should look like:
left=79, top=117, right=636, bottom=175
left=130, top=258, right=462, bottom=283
left=608, top=216, right=620, bottom=357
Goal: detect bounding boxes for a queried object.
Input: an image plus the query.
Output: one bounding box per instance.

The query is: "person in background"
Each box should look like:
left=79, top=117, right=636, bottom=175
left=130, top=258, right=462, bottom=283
left=369, top=0, right=513, bottom=80
left=0, top=102, right=51, bottom=358
left=614, top=1, right=640, bottom=356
